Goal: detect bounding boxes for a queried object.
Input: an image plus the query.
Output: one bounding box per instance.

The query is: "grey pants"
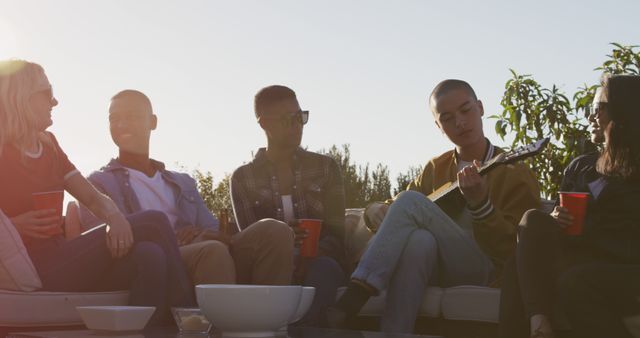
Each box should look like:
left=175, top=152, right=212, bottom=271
left=352, top=191, right=494, bottom=333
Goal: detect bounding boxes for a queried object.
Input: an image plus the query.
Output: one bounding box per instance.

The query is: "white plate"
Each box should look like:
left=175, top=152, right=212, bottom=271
left=76, top=306, right=155, bottom=332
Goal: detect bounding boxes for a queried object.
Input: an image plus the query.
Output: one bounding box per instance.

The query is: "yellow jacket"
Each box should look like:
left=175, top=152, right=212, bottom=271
left=407, top=146, right=541, bottom=283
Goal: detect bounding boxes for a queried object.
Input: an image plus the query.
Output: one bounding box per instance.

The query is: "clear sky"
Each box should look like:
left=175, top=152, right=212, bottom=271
left=1, top=0, right=639, bottom=186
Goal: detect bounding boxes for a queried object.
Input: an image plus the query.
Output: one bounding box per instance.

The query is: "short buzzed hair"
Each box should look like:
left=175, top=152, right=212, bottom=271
left=429, top=79, right=478, bottom=113
left=254, top=85, right=297, bottom=118
left=111, top=89, right=153, bottom=111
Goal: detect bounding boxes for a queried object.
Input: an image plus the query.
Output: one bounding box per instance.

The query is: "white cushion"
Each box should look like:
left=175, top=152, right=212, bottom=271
left=441, top=286, right=501, bottom=323
left=337, top=286, right=443, bottom=318
left=0, top=289, right=129, bottom=327
left=0, top=210, right=42, bottom=291
left=344, top=208, right=372, bottom=268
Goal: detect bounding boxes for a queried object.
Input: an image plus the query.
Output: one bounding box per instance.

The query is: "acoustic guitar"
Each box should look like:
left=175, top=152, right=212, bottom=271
left=427, top=138, right=550, bottom=217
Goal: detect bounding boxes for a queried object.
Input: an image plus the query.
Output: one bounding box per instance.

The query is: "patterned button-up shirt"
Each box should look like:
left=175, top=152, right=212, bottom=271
left=230, top=147, right=346, bottom=262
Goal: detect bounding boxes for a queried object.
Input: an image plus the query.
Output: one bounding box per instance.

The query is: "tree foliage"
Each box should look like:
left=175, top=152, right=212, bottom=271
left=193, top=45, right=640, bottom=210
left=322, top=144, right=393, bottom=208
left=394, top=165, right=424, bottom=196
left=492, top=43, right=640, bottom=198
left=193, top=146, right=424, bottom=212
left=318, top=144, right=423, bottom=208
left=193, top=170, right=232, bottom=216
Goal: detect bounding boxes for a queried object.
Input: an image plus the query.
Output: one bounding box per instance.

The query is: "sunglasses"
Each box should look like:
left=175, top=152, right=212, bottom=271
left=589, top=102, right=607, bottom=117
left=258, top=110, right=309, bottom=127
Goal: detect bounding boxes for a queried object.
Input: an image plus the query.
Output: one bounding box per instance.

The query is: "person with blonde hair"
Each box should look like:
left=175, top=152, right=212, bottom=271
left=0, top=60, right=195, bottom=324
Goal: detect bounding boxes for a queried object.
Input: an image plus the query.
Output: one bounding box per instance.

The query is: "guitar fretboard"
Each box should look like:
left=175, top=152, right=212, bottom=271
left=426, top=138, right=549, bottom=204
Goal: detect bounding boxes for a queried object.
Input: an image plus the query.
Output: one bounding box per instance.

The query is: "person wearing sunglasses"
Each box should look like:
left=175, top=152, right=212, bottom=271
left=0, top=60, right=195, bottom=325
left=499, top=75, right=640, bottom=338
left=75, top=89, right=295, bottom=288
left=231, top=85, right=346, bottom=327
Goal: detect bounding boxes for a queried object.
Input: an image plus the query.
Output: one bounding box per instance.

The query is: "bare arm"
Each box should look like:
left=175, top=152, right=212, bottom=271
left=65, top=173, right=134, bottom=258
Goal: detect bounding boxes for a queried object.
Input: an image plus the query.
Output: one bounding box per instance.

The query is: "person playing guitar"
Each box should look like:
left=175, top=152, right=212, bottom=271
left=329, top=79, right=542, bottom=334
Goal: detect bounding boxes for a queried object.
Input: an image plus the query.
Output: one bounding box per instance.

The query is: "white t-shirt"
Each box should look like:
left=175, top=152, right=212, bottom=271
left=281, top=195, right=295, bottom=223
left=128, top=169, right=179, bottom=228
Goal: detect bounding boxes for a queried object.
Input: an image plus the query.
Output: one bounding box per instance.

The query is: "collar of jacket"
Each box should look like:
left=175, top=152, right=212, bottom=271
left=252, top=147, right=308, bottom=169
left=452, top=138, right=495, bottom=165
left=101, top=158, right=168, bottom=173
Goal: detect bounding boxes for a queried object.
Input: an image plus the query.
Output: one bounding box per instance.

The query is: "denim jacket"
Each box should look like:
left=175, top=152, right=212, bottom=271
left=79, top=159, right=219, bottom=231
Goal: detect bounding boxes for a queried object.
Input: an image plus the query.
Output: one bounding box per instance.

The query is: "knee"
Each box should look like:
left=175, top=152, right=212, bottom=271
left=253, top=218, right=294, bottom=243
left=395, top=190, right=427, bottom=205
left=519, top=209, right=557, bottom=235
left=198, top=240, right=232, bottom=258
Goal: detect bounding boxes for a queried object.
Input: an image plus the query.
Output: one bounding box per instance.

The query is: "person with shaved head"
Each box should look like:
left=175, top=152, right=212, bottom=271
left=77, top=89, right=294, bottom=288
left=330, top=79, right=540, bottom=333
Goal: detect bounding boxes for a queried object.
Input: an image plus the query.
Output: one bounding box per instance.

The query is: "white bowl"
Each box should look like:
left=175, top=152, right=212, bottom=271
left=277, top=286, right=316, bottom=335
left=196, top=285, right=302, bottom=337
left=76, top=306, right=155, bottom=332
left=290, top=287, right=316, bottom=323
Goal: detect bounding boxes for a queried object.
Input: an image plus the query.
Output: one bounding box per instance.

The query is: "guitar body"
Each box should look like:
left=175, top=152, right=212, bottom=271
left=428, top=183, right=466, bottom=217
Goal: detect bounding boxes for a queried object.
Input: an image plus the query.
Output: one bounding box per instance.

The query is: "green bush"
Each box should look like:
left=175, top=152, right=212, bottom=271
left=492, top=43, right=640, bottom=198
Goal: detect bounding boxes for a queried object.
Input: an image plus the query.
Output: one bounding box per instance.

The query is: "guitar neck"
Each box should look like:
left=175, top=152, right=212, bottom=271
left=428, top=162, right=494, bottom=202
left=426, top=137, right=549, bottom=205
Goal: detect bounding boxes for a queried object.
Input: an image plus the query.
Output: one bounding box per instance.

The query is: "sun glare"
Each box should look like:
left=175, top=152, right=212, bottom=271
left=0, top=19, right=20, bottom=58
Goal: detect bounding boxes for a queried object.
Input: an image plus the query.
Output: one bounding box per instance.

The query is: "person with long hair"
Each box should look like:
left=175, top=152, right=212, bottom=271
left=0, top=59, right=195, bottom=324
left=499, top=74, right=640, bottom=338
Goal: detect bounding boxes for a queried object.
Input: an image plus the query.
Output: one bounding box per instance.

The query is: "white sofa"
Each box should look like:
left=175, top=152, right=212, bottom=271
left=2, top=203, right=551, bottom=334
left=338, top=285, right=500, bottom=323
left=341, top=208, right=503, bottom=326
left=0, top=290, right=128, bottom=328
left=0, top=202, right=129, bottom=335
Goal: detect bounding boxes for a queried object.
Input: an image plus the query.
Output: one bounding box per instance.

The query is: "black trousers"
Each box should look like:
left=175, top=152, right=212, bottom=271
left=559, top=262, right=640, bottom=338
left=498, top=209, right=640, bottom=338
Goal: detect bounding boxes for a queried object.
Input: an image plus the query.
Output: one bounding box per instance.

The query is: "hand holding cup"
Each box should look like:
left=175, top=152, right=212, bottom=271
left=297, top=219, right=322, bottom=257
left=558, top=192, right=589, bottom=236
left=31, top=190, right=64, bottom=236
left=287, top=219, right=308, bottom=248
left=550, top=206, right=573, bottom=229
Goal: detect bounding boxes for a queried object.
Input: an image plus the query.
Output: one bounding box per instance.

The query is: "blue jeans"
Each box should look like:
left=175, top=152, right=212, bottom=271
left=297, top=256, right=346, bottom=327
left=28, top=210, right=195, bottom=324
left=352, top=191, right=494, bottom=333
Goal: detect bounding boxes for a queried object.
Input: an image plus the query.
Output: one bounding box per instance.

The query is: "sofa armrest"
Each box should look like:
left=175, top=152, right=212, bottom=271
left=344, top=209, right=373, bottom=274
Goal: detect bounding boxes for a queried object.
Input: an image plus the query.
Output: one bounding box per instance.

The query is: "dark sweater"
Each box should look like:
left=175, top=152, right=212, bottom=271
left=560, top=153, right=640, bottom=264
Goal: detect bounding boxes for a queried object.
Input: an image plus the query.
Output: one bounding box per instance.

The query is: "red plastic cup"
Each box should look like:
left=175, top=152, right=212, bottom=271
left=298, top=219, right=323, bottom=258
left=559, top=192, right=589, bottom=236
left=32, top=190, right=64, bottom=236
